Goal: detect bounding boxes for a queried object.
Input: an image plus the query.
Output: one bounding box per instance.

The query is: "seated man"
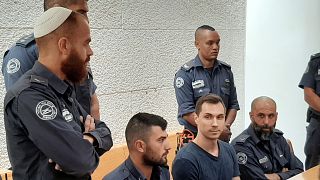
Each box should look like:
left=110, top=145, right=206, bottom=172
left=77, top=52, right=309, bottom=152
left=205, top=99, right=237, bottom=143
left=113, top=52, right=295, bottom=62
left=104, top=113, right=171, bottom=180
left=172, top=94, right=240, bottom=180
left=231, top=96, right=303, bottom=180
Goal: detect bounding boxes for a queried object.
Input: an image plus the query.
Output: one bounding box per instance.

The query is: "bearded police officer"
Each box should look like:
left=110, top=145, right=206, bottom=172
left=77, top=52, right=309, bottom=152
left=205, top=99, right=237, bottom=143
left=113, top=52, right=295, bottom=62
left=299, top=52, right=320, bottom=170
left=2, top=0, right=100, bottom=120
left=232, top=96, right=303, bottom=180
left=174, top=25, right=239, bottom=143
left=4, top=7, right=112, bottom=179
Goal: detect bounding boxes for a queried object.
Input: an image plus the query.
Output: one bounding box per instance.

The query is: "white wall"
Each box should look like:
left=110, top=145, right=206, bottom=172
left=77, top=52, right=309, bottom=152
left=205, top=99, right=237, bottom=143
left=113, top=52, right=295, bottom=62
left=246, top=0, right=320, bottom=163
left=0, top=0, right=246, bottom=169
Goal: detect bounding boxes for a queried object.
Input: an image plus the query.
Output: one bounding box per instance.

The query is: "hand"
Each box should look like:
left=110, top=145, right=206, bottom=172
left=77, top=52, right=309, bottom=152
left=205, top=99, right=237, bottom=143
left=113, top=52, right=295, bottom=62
left=83, top=134, right=95, bottom=144
left=219, top=124, right=232, bottom=142
left=282, top=167, right=288, bottom=172
left=49, top=158, right=62, bottom=171
left=80, top=115, right=95, bottom=133
left=264, top=173, right=281, bottom=180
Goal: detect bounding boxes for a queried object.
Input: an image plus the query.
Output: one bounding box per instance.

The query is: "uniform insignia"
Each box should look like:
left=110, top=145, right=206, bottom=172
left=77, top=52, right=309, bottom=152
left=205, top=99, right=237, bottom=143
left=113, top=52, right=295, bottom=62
left=62, top=109, right=73, bottom=122
left=36, top=100, right=57, bottom=120
left=225, top=79, right=230, bottom=83
left=259, top=156, right=269, bottom=164
left=237, top=152, right=247, bottom=164
left=318, top=69, right=320, bottom=75
left=6, top=58, right=20, bottom=74
left=175, top=77, right=184, bottom=88
left=192, top=80, right=205, bottom=89
left=181, top=59, right=194, bottom=71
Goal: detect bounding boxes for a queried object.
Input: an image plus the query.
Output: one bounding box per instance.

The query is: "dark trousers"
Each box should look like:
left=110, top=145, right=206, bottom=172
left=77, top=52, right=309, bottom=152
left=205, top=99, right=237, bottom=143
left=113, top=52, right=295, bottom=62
left=304, top=117, right=320, bottom=170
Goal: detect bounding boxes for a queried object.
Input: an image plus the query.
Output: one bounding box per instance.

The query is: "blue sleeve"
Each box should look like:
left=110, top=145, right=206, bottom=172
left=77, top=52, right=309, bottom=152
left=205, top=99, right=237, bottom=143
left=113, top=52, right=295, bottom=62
left=174, top=69, right=195, bottom=118
left=11, top=89, right=99, bottom=176
left=299, top=58, right=317, bottom=90
left=172, top=158, right=198, bottom=180
left=2, top=43, right=38, bottom=90
left=229, top=145, right=241, bottom=177
left=227, top=69, right=240, bottom=110
left=87, top=67, right=97, bottom=95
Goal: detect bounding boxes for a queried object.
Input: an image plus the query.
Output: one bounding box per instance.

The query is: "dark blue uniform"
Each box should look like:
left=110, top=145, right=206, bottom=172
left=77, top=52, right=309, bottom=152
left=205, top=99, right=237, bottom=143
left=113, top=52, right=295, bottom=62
left=2, top=33, right=97, bottom=114
left=231, top=125, right=303, bottom=180
left=172, top=141, right=240, bottom=180
left=299, top=52, right=320, bottom=170
left=103, top=157, right=170, bottom=180
left=174, top=55, right=240, bottom=132
left=4, top=61, right=113, bottom=180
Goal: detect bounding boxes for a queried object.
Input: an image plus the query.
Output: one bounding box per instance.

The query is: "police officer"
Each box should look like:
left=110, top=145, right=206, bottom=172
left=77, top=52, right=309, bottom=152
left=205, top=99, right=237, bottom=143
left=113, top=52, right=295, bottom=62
left=103, top=113, right=171, bottom=180
left=2, top=0, right=100, bottom=120
left=4, top=7, right=112, bottom=179
left=231, top=96, right=303, bottom=180
left=174, top=25, right=239, bottom=142
left=299, top=52, right=320, bottom=170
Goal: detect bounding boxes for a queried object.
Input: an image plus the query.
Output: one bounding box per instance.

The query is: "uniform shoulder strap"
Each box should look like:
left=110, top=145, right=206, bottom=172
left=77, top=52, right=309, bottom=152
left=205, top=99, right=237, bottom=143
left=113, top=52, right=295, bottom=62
left=30, top=75, right=48, bottom=86
left=16, top=33, right=35, bottom=47
left=218, top=60, right=231, bottom=69
left=181, top=59, right=195, bottom=71
left=310, top=53, right=320, bottom=61
left=234, top=134, right=250, bottom=144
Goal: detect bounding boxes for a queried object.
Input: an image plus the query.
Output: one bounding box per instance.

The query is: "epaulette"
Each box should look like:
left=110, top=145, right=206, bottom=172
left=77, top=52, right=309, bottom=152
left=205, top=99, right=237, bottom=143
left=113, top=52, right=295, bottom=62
left=30, top=75, right=48, bottom=86
left=16, top=33, right=35, bottom=47
left=310, top=53, right=320, bottom=61
left=234, top=134, right=250, bottom=144
left=273, top=129, right=284, bottom=135
left=181, top=59, right=195, bottom=71
left=219, top=60, right=231, bottom=68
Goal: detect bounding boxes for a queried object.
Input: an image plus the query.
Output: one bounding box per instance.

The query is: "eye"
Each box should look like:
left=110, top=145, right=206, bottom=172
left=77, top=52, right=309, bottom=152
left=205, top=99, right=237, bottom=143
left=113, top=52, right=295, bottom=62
left=258, top=114, right=265, bottom=118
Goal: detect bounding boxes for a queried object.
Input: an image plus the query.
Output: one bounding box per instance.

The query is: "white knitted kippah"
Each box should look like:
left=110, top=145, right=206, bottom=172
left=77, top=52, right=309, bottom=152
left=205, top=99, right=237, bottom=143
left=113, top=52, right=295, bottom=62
left=34, top=7, right=72, bottom=38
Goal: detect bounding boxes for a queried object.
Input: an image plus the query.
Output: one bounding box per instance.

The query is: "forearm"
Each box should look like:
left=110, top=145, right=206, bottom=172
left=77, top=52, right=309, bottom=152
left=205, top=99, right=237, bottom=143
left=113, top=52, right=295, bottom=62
left=182, top=112, right=197, bottom=127
left=90, top=93, right=100, bottom=120
left=226, top=109, right=237, bottom=126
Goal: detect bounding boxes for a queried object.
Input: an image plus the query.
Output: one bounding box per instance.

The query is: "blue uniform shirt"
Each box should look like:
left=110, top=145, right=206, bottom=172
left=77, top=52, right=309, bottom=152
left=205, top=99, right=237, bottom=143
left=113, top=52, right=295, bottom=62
left=174, top=55, right=240, bottom=132
left=2, top=33, right=97, bottom=114
left=103, top=157, right=170, bottom=180
left=4, top=61, right=113, bottom=179
left=231, top=125, right=303, bottom=180
left=172, top=141, right=240, bottom=180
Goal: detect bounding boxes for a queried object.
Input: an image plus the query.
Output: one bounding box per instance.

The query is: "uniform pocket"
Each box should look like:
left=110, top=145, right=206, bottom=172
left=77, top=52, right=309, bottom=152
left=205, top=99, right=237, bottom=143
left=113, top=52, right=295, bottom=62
left=194, top=88, right=210, bottom=98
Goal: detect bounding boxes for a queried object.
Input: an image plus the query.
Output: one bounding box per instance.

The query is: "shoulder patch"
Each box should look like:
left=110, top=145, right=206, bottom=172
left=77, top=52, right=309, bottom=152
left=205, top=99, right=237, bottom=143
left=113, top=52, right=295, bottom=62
left=181, top=59, right=194, bottom=71
left=16, top=33, right=35, bottom=47
left=237, top=152, right=247, bottom=165
left=30, top=75, right=48, bottom=86
left=219, top=60, right=231, bottom=68
left=235, top=134, right=250, bottom=144
left=36, top=100, right=57, bottom=120
left=6, top=58, right=21, bottom=74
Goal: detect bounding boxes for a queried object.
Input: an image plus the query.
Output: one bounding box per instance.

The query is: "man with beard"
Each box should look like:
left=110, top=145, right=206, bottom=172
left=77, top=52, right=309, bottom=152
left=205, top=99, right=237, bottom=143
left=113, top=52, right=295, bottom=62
left=4, top=7, right=113, bottom=179
left=2, top=0, right=100, bottom=120
left=172, top=94, right=240, bottom=180
left=103, top=113, right=171, bottom=180
left=231, top=96, right=303, bottom=180
left=174, top=25, right=239, bottom=143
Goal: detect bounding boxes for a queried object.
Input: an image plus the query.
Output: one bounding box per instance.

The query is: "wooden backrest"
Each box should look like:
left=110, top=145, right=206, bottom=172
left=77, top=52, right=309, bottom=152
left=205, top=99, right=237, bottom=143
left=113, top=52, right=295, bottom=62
left=0, top=169, right=12, bottom=180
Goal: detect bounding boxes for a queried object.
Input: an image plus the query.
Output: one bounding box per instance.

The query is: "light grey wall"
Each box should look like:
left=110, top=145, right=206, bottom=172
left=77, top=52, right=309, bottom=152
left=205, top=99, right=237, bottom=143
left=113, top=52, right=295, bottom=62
left=0, top=0, right=246, bottom=168
left=246, top=0, right=320, bottom=163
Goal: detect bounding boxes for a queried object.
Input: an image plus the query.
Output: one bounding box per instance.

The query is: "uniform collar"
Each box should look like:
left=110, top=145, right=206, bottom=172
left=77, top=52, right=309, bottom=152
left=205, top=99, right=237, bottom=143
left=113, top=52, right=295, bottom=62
left=194, top=54, right=221, bottom=70
left=247, top=124, right=279, bottom=144
left=32, top=61, right=70, bottom=95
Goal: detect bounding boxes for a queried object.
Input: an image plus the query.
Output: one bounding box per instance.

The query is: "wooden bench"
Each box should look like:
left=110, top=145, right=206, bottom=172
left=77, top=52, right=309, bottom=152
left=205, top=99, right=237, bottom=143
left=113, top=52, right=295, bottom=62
left=0, top=169, right=12, bottom=180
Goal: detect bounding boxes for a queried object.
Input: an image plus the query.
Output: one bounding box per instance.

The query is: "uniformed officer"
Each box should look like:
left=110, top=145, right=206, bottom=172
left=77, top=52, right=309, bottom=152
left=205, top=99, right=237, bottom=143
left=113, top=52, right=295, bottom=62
left=103, top=113, right=171, bottom=180
left=174, top=25, right=239, bottom=142
left=4, top=7, right=113, bottom=179
left=2, top=0, right=100, bottom=120
left=299, top=52, right=320, bottom=170
left=231, top=96, right=303, bottom=180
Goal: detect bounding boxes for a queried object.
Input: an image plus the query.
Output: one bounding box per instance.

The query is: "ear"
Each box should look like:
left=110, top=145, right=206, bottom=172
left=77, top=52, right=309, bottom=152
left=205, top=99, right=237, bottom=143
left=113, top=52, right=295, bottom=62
left=134, top=140, right=146, bottom=153
left=57, top=37, right=71, bottom=56
left=249, top=112, right=254, bottom=123
left=194, top=114, right=199, bottom=125
left=195, top=40, right=200, bottom=50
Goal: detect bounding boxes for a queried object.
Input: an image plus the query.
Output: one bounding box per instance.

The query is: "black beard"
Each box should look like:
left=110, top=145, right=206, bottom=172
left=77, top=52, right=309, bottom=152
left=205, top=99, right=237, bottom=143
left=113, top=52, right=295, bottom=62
left=252, top=122, right=275, bottom=141
left=142, top=149, right=167, bottom=167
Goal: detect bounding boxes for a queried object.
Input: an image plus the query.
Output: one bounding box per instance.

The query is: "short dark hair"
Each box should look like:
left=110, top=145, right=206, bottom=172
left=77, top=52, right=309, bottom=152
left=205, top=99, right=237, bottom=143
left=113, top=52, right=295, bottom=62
left=195, top=25, right=216, bottom=40
left=195, top=94, right=226, bottom=115
left=125, top=113, right=167, bottom=149
left=44, top=0, right=88, bottom=11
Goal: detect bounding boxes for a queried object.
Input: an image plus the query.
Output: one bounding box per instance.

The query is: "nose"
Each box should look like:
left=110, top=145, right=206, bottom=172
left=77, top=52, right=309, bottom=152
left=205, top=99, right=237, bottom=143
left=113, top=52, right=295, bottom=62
left=88, top=46, right=93, bottom=56
left=263, top=116, right=269, bottom=125
left=212, top=43, right=219, bottom=50
left=165, top=139, right=171, bottom=150
left=211, top=118, right=218, bottom=127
